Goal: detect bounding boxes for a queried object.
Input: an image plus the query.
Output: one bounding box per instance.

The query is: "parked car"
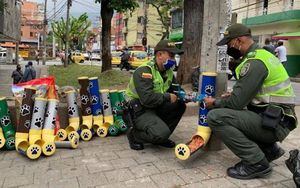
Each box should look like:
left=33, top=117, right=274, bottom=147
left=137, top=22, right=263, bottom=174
left=129, top=51, right=150, bottom=68
left=71, top=52, right=85, bottom=64
left=111, top=51, right=122, bottom=66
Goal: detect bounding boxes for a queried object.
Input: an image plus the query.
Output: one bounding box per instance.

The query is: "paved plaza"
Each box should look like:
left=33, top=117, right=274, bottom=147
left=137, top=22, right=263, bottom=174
left=0, top=105, right=299, bottom=188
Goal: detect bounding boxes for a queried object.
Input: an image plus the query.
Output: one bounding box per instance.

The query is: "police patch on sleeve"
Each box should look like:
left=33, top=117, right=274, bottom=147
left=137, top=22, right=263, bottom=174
left=141, top=73, right=152, bottom=79
left=240, top=63, right=250, bottom=77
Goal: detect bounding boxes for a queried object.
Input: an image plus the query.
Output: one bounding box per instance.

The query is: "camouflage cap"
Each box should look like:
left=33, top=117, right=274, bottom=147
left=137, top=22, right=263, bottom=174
left=154, top=40, right=184, bottom=54
left=217, top=24, right=252, bottom=46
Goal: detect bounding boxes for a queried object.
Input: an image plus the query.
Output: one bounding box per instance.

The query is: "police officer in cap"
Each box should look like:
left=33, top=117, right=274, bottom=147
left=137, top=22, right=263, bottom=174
left=204, top=23, right=297, bottom=179
left=126, top=40, right=185, bottom=150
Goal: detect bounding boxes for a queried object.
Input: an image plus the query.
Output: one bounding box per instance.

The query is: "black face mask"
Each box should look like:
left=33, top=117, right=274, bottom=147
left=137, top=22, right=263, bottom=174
left=227, top=47, right=242, bottom=60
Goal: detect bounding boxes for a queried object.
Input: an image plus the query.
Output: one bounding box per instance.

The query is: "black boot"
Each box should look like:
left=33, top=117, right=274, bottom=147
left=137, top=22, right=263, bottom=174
left=127, top=127, right=144, bottom=150
left=227, top=158, right=272, bottom=180
left=285, top=149, right=300, bottom=187
left=262, top=143, right=285, bottom=162
left=157, top=139, right=175, bottom=148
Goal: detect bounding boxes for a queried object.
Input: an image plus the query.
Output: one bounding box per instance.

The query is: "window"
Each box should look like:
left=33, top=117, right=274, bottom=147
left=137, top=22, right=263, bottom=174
left=21, top=31, right=23, bottom=36
left=171, top=9, right=183, bottom=29
left=263, top=0, right=268, bottom=15
left=291, top=0, right=294, bottom=7
left=30, top=32, right=34, bottom=37
left=124, top=18, right=128, bottom=28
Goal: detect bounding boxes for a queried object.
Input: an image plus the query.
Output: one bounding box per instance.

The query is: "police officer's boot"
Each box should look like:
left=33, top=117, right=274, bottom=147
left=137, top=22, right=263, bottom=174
left=285, top=149, right=300, bottom=187
left=127, top=127, right=144, bottom=150
left=262, top=143, right=285, bottom=162
left=227, top=158, right=272, bottom=180
left=157, top=139, right=176, bottom=148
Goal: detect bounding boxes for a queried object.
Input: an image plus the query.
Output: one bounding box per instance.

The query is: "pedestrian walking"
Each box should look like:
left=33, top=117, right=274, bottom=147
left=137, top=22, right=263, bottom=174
left=263, top=38, right=275, bottom=54
left=21, top=61, right=36, bottom=82
left=275, top=40, right=288, bottom=67
left=11, top=64, right=23, bottom=84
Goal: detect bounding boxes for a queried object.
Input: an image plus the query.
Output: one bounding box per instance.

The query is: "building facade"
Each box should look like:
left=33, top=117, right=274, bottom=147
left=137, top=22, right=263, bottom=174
left=21, top=0, right=44, bottom=46
left=232, top=0, right=300, bottom=76
left=122, top=0, right=164, bottom=48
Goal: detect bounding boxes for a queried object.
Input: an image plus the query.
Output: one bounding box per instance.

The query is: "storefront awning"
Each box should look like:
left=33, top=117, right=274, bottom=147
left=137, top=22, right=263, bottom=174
left=272, top=31, right=300, bottom=40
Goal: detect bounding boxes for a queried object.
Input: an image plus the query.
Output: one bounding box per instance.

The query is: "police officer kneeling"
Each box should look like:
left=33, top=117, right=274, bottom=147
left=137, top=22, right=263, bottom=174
left=204, top=24, right=297, bottom=180
left=125, top=40, right=186, bottom=150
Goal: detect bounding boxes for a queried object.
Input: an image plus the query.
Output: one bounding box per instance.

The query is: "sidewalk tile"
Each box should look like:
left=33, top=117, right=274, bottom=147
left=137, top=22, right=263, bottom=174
left=86, top=161, right=114, bottom=174
left=129, top=163, right=160, bottom=178
left=154, top=159, right=184, bottom=173
left=201, top=177, right=238, bottom=188
left=3, top=174, right=34, bottom=187
left=151, top=171, right=185, bottom=187
left=78, top=172, right=108, bottom=188
left=175, top=168, right=209, bottom=184
left=49, top=177, right=79, bottom=188
left=104, top=168, right=134, bottom=183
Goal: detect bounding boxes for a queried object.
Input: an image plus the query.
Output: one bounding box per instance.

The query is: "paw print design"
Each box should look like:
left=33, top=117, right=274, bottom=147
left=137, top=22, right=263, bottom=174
left=6, top=138, right=15, bottom=148
left=74, top=101, right=77, bottom=106
left=91, top=95, right=98, bottom=105
left=52, top=117, right=56, bottom=125
left=20, top=104, right=30, bottom=116
left=205, top=85, right=214, bottom=95
left=45, top=111, right=50, bottom=118
left=116, top=102, right=121, bottom=107
left=112, top=107, right=117, bottom=115
left=57, top=131, right=65, bottom=138
left=199, top=115, right=207, bottom=125
left=46, top=144, right=54, bottom=152
left=55, top=105, right=58, bottom=111
left=22, top=92, right=26, bottom=99
left=199, top=101, right=206, bottom=110
left=1, top=116, right=10, bottom=127
left=81, top=95, right=89, bottom=105
left=74, top=138, right=79, bottom=146
left=95, top=109, right=102, bottom=116
left=98, top=128, right=105, bottom=135
left=120, top=121, right=127, bottom=129
left=86, top=107, right=91, bottom=115
left=24, top=120, right=31, bottom=129
left=103, top=102, right=109, bottom=110
left=33, top=106, right=39, bottom=113
left=31, top=146, right=39, bottom=155
left=89, top=82, right=93, bottom=89
left=177, top=146, right=186, bottom=156
left=34, top=117, right=44, bottom=128
left=83, top=131, right=90, bottom=139
left=69, top=132, right=76, bottom=139
left=68, top=106, right=76, bottom=116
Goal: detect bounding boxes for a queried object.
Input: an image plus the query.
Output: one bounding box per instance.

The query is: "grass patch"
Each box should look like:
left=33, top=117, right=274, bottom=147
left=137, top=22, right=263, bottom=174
left=49, top=63, right=131, bottom=89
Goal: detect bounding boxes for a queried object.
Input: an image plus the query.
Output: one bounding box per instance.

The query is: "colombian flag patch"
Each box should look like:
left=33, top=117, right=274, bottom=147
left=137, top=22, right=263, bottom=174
left=142, top=73, right=152, bottom=79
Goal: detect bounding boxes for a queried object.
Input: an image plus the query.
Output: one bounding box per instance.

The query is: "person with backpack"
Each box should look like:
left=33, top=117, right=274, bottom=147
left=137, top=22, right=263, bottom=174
left=11, top=64, right=23, bottom=84
left=21, top=61, right=36, bottom=82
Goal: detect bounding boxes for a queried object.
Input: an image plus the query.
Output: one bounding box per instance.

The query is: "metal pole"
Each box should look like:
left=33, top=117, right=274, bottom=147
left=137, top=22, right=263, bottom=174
left=42, top=0, right=47, bottom=65
left=52, top=0, right=57, bottom=58
left=65, top=0, right=71, bottom=67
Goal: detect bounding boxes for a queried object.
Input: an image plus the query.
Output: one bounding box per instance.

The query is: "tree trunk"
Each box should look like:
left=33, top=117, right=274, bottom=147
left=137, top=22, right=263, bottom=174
left=101, top=1, right=113, bottom=72
left=177, top=0, right=204, bottom=84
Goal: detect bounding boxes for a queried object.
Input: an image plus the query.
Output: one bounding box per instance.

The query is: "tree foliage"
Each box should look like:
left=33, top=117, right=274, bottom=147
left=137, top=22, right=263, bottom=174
left=95, top=0, right=138, bottom=72
left=0, top=1, right=6, bottom=14
left=148, top=0, right=183, bottom=40
left=51, top=13, right=91, bottom=50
